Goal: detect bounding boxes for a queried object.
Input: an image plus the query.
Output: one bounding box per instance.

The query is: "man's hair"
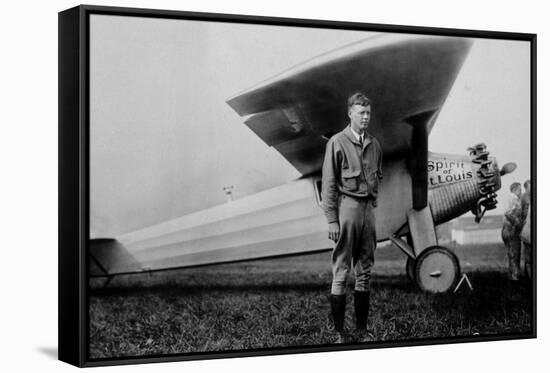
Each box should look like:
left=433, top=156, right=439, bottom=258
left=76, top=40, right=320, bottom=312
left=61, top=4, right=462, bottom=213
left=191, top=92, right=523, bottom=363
left=524, top=180, right=531, bottom=188
left=347, top=92, right=371, bottom=110
left=510, top=182, right=522, bottom=192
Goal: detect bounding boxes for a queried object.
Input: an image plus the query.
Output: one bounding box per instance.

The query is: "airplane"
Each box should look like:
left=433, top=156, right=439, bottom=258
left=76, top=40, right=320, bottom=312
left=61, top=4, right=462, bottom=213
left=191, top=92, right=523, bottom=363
left=89, top=34, right=517, bottom=293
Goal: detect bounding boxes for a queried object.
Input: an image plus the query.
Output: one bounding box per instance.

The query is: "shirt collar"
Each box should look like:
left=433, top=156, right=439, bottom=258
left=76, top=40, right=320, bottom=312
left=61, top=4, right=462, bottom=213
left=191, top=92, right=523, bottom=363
left=344, top=125, right=371, bottom=147
left=350, top=126, right=364, bottom=142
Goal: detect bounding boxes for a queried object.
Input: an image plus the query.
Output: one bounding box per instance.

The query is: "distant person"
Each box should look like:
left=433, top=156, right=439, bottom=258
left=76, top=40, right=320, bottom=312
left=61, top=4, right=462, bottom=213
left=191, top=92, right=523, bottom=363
left=520, top=205, right=531, bottom=279
left=520, top=180, right=532, bottom=279
left=520, top=180, right=531, bottom=221
left=501, top=182, right=522, bottom=281
left=321, top=92, right=383, bottom=343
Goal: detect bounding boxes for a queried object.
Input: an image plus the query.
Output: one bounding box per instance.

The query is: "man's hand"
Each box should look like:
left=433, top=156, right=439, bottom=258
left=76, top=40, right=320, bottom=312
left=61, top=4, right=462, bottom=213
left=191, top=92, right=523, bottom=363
left=328, top=222, right=340, bottom=242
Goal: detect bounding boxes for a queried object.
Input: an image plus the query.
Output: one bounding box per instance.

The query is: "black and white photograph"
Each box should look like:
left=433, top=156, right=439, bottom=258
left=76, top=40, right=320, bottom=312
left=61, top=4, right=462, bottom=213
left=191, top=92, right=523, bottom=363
left=64, top=6, right=536, bottom=364
left=5, top=0, right=550, bottom=371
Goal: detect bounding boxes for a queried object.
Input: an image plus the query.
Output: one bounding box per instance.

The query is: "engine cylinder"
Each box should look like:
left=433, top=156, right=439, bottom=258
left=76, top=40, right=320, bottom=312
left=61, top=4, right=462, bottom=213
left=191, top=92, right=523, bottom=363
left=429, top=179, right=481, bottom=225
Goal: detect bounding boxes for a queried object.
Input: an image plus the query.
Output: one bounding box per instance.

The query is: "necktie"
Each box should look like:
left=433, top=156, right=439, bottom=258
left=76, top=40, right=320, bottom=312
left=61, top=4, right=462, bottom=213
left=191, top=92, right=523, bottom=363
left=359, top=135, right=363, bottom=146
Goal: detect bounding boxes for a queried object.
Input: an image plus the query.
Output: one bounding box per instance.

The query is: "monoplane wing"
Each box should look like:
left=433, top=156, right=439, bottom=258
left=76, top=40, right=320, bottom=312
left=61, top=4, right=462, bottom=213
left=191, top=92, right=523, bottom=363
left=227, top=34, right=473, bottom=209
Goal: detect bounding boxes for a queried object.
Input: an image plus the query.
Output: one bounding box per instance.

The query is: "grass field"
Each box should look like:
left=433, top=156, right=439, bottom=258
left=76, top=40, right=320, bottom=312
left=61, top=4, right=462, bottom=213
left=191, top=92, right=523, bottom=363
left=88, top=242, right=533, bottom=359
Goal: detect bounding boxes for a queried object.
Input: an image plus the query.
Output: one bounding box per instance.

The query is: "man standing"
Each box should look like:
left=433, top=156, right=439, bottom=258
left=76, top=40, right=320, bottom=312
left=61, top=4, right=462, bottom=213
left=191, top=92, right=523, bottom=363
left=501, top=182, right=523, bottom=281
left=520, top=180, right=531, bottom=220
left=321, top=92, right=383, bottom=343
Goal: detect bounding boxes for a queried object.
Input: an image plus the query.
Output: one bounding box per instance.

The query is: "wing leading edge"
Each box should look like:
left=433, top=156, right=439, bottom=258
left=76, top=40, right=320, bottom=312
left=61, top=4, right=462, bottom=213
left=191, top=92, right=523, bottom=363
left=226, top=34, right=473, bottom=179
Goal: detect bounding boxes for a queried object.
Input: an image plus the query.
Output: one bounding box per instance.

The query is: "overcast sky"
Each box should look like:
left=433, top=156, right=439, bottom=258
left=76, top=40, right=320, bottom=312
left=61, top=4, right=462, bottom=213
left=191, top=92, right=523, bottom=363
left=89, top=15, right=531, bottom=238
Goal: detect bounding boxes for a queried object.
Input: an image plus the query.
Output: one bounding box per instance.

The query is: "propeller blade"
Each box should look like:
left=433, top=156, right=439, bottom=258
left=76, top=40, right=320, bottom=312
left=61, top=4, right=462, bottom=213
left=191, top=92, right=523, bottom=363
left=500, top=162, right=517, bottom=176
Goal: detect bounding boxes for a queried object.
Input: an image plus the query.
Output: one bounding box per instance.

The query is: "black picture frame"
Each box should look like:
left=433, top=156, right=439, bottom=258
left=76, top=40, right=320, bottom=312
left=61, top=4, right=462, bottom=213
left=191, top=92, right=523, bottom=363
left=59, top=4, right=537, bottom=368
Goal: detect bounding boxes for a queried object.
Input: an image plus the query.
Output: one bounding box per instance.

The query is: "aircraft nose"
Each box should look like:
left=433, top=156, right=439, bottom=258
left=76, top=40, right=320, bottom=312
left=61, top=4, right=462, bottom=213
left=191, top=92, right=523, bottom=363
left=468, top=143, right=500, bottom=222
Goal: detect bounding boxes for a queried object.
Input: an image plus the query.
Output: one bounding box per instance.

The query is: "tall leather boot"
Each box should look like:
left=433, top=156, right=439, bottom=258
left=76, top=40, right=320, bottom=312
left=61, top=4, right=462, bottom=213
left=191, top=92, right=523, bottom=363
left=329, top=294, right=346, bottom=343
left=354, top=290, right=371, bottom=342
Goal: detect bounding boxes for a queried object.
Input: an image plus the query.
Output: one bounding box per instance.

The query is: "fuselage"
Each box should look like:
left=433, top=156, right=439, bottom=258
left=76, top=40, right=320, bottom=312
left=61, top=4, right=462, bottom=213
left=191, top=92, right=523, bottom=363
left=89, top=149, right=505, bottom=277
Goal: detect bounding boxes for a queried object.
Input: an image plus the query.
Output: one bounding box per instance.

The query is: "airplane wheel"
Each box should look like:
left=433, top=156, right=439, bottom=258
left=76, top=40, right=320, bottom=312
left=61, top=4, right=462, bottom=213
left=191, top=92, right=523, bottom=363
left=406, top=257, right=416, bottom=281
left=415, top=246, right=460, bottom=293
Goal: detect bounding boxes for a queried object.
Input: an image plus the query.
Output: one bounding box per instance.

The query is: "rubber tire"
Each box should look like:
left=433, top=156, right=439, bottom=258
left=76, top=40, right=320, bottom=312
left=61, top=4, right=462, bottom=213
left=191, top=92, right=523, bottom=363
left=406, top=257, right=416, bottom=282
left=415, top=246, right=460, bottom=293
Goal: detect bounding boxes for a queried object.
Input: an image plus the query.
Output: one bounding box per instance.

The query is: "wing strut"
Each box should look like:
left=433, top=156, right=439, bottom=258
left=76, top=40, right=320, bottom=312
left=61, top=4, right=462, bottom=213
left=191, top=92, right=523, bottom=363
left=405, top=110, right=437, bottom=210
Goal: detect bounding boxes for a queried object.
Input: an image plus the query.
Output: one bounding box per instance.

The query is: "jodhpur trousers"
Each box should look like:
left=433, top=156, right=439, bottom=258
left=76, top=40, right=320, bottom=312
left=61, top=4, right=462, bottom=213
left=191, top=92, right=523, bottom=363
left=331, top=195, right=376, bottom=295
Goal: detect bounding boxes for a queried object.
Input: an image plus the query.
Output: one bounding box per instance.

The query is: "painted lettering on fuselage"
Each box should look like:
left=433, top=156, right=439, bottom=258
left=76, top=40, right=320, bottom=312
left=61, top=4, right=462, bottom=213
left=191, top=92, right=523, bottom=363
left=427, top=155, right=474, bottom=188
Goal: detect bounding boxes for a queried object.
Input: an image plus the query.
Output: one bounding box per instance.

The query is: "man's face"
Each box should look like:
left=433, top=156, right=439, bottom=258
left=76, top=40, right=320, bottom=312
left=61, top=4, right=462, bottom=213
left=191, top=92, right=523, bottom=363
left=348, top=104, right=371, bottom=134
left=513, top=186, right=522, bottom=197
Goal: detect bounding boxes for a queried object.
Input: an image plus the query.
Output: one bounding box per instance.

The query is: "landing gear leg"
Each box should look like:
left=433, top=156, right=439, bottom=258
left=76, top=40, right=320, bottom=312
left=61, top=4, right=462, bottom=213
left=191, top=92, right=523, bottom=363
left=392, top=208, right=460, bottom=292
left=406, top=257, right=416, bottom=282
left=405, top=234, right=415, bottom=281
left=407, top=207, right=460, bottom=293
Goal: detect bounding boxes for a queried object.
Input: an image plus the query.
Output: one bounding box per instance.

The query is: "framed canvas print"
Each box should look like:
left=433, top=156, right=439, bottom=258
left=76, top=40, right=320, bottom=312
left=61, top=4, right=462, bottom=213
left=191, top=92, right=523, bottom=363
left=58, top=4, right=536, bottom=367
